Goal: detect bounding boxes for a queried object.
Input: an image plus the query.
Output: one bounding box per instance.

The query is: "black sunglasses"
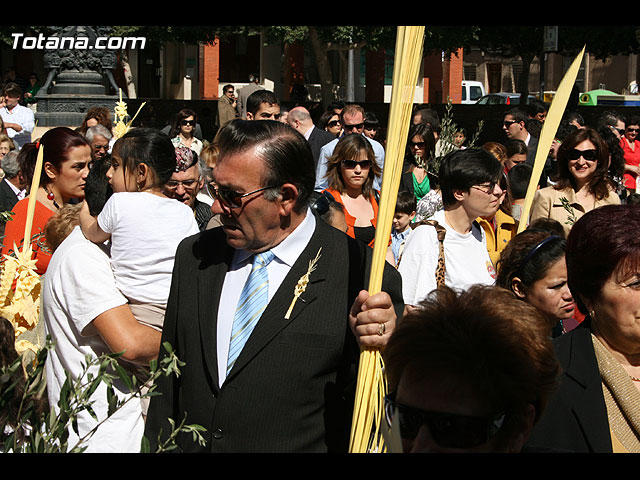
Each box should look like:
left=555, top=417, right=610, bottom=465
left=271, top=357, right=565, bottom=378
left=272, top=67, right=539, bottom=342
left=503, top=120, right=519, bottom=128
left=343, top=122, right=364, bottom=131
left=567, top=148, right=597, bottom=162
left=409, top=141, right=426, bottom=149
left=341, top=159, right=372, bottom=169
left=206, top=183, right=276, bottom=209
left=181, top=119, right=196, bottom=126
left=327, top=120, right=341, bottom=128
left=384, top=391, right=505, bottom=449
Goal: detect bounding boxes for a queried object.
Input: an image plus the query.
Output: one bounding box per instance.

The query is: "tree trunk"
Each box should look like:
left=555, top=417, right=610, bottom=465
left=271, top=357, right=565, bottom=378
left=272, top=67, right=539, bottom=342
left=120, top=49, right=137, bottom=99
left=308, top=27, right=335, bottom=109
left=518, top=53, right=533, bottom=106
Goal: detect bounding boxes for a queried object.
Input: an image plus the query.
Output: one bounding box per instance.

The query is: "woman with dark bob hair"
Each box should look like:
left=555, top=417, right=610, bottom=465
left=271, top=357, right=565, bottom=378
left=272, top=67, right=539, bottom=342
left=383, top=284, right=560, bottom=453
left=526, top=204, right=640, bottom=453
left=170, top=108, right=202, bottom=155
left=529, top=127, right=620, bottom=236
left=322, top=133, right=383, bottom=248
left=1, top=127, right=91, bottom=274
left=496, top=227, right=578, bottom=337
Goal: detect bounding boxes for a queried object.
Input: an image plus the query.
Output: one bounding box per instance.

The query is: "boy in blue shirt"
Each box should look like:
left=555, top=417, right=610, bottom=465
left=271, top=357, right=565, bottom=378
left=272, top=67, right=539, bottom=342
left=390, top=191, right=416, bottom=267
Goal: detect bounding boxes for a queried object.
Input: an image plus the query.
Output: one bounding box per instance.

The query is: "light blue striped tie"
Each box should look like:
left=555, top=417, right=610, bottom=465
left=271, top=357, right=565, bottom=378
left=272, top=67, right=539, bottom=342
left=226, top=250, right=275, bottom=374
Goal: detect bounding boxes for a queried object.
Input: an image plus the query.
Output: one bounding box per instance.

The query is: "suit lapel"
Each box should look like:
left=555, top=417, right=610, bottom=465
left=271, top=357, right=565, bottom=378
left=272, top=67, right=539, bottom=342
left=224, top=218, right=331, bottom=382
left=195, top=230, right=234, bottom=392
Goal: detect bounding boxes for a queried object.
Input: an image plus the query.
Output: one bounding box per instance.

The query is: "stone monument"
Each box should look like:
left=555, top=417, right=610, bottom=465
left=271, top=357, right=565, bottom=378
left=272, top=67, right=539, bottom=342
left=35, top=26, right=122, bottom=127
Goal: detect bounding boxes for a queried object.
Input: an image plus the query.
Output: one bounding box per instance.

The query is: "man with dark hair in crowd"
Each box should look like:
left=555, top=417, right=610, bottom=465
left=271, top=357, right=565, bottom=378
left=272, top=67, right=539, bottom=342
left=145, top=119, right=403, bottom=453
left=503, top=108, right=539, bottom=168
left=217, top=84, right=238, bottom=128
left=245, top=89, right=280, bottom=121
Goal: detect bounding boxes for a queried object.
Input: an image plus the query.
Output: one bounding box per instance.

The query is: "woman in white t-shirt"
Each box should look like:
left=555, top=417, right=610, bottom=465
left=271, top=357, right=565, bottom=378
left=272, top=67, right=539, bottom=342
left=79, top=128, right=199, bottom=331
left=399, top=148, right=503, bottom=307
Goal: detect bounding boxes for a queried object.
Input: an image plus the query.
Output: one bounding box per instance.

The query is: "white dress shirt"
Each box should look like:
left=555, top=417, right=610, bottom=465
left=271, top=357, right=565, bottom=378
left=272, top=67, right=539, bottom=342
left=0, top=104, right=35, bottom=149
left=216, top=209, right=316, bottom=386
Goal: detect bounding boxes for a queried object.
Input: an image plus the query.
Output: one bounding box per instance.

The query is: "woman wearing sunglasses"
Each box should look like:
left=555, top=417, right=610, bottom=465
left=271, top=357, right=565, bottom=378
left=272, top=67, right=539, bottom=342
left=621, top=116, right=640, bottom=196
left=399, top=123, right=437, bottom=203
left=529, top=127, right=620, bottom=236
left=322, top=134, right=383, bottom=249
left=170, top=109, right=203, bottom=155
left=317, top=110, right=342, bottom=138
left=383, top=284, right=560, bottom=452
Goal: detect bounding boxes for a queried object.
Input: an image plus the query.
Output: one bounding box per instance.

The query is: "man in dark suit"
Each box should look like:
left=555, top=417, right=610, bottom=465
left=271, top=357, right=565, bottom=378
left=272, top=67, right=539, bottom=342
left=287, top=106, right=336, bottom=168
left=144, top=119, right=403, bottom=453
left=0, top=150, right=26, bottom=236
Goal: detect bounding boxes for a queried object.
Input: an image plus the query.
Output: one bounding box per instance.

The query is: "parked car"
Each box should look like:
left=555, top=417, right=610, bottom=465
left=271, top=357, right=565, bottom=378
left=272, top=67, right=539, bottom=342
left=461, top=81, right=486, bottom=104
left=475, top=93, right=537, bottom=105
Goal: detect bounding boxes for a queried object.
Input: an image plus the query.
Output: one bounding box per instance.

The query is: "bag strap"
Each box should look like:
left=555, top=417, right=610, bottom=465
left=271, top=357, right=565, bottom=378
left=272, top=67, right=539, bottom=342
left=405, top=219, right=447, bottom=287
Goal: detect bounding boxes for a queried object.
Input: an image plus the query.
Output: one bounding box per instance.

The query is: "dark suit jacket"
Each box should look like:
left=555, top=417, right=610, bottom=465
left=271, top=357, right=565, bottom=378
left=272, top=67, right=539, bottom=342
left=525, top=322, right=613, bottom=453
left=144, top=215, right=404, bottom=453
left=0, top=178, right=19, bottom=237
left=307, top=127, right=336, bottom=168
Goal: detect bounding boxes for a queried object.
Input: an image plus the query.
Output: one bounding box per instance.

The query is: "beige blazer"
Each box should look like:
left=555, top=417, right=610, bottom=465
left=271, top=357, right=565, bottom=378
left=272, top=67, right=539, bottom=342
left=529, top=185, right=621, bottom=235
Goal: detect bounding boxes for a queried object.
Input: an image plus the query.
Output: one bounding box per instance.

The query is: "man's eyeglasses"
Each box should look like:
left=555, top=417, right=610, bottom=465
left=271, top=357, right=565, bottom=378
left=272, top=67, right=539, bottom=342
left=567, top=148, right=597, bottom=162
left=503, top=120, right=519, bottom=128
left=181, top=119, right=196, bottom=126
left=384, top=391, right=505, bottom=449
left=341, top=159, right=372, bottom=169
left=343, top=122, right=364, bottom=131
left=206, top=183, right=277, bottom=209
left=165, top=178, right=200, bottom=190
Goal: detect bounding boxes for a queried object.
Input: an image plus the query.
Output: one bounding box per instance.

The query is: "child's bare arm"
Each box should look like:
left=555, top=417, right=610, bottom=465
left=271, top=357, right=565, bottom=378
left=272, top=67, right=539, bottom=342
left=79, top=200, right=111, bottom=244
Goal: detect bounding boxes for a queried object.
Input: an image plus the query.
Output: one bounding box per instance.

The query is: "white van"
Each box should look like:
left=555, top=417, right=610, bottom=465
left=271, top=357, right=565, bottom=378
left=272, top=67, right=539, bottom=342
left=461, top=81, right=486, bottom=104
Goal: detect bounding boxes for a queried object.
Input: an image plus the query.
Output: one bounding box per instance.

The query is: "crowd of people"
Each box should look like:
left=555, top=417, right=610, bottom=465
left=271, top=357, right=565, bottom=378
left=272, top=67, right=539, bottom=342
left=2, top=79, right=640, bottom=454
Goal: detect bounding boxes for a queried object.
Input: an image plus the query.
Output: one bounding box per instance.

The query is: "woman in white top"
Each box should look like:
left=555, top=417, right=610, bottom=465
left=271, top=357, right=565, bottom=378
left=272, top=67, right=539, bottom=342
left=399, top=148, right=503, bottom=307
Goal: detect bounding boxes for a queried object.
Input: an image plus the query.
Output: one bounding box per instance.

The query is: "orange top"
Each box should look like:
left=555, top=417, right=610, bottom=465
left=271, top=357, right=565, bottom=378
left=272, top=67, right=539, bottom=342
left=1, top=198, right=55, bottom=275
left=323, top=188, right=382, bottom=248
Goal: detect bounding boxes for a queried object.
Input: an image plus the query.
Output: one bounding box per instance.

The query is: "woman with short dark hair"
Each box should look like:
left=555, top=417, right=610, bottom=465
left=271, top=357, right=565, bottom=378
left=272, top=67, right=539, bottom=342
left=526, top=204, right=640, bottom=452
left=170, top=108, right=202, bottom=155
